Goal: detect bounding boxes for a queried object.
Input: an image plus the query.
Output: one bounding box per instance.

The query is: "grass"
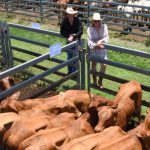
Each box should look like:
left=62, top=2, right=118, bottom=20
left=1, top=12, right=150, bottom=115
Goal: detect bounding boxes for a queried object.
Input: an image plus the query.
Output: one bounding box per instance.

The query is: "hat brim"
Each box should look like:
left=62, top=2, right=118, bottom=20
left=93, top=18, right=103, bottom=21
left=89, top=17, right=104, bottom=22
left=66, top=10, right=78, bottom=14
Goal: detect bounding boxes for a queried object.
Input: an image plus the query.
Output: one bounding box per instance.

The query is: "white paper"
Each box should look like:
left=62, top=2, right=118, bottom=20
left=31, top=22, right=41, bottom=29
left=49, top=43, right=62, bottom=58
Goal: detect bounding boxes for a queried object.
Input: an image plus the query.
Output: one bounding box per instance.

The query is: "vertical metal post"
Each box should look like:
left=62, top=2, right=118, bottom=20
left=79, top=39, right=85, bottom=90
left=87, top=0, right=90, bottom=26
left=6, top=24, right=13, bottom=67
left=40, top=0, right=43, bottom=22
left=76, top=41, right=80, bottom=88
left=4, top=0, right=8, bottom=11
left=0, top=22, right=13, bottom=69
left=87, top=46, right=91, bottom=92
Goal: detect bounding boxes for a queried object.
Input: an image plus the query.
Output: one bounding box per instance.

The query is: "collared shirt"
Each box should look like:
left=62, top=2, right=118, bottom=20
left=87, top=24, right=109, bottom=59
left=60, top=16, right=83, bottom=40
left=87, top=24, right=109, bottom=50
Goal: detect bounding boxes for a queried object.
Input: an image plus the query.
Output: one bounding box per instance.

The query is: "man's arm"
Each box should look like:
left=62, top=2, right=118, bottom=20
left=60, top=19, right=67, bottom=38
left=73, top=18, right=83, bottom=39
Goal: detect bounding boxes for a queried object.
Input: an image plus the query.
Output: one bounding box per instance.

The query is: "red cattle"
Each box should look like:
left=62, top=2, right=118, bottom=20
left=0, top=77, right=14, bottom=91
left=97, top=134, right=142, bottom=150
left=0, top=77, right=15, bottom=102
left=15, top=90, right=93, bottom=118
left=61, top=126, right=142, bottom=150
left=89, top=95, right=113, bottom=108
left=61, top=90, right=94, bottom=113
left=18, top=112, right=94, bottom=150
left=3, top=112, right=77, bottom=150
left=136, top=108, right=150, bottom=150
left=0, top=91, right=21, bottom=112
left=1, top=90, right=93, bottom=115
left=0, top=112, right=21, bottom=134
left=95, top=80, right=142, bottom=132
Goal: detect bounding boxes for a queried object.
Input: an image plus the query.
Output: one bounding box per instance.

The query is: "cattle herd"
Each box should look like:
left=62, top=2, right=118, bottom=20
left=0, top=77, right=149, bottom=150
left=1, top=0, right=150, bottom=30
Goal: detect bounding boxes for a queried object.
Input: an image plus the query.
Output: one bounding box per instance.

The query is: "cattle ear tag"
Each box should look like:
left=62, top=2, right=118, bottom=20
left=90, top=93, right=95, bottom=100
left=58, top=92, right=65, bottom=105
left=147, top=108, right=150, bottom=114
left=146, top=131, right=150, bottom=137
left=59, top=92, right=65, bottom=100
left=113, top=116, right=117, bottom=122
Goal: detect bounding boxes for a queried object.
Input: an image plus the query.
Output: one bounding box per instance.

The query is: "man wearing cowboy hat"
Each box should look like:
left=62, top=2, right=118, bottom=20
left=60, top=6, right=83, bottom=74
left=87, top=13, right=109, bottom=88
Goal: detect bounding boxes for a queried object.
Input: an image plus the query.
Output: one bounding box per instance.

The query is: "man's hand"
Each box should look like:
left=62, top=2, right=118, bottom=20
left=68, top=35, right=74, bottom=42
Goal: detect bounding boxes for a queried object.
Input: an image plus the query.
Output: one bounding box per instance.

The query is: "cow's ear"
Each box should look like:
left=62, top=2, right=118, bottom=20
left=110, top=104, right=118, bottom=109
left=11, top=91, right=21, bottom=101
left=97, top=106, right=104, bottom=112
left=9, top=77, right=15, bottom=86
left=90, top=93, right=95, bottom=100
left=112, top=108, right=118, bottom=114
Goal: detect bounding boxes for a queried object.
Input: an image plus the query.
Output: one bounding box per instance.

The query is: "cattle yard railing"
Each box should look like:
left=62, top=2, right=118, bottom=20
left=0, top=0, right=150, bottom=38
left=0, top=22, right=13, bottom=69
left=0, top=22, right=149, bottom=114
left=0, top=23, right=86, bottom=100
left=87, top=44, right=150, bottom=111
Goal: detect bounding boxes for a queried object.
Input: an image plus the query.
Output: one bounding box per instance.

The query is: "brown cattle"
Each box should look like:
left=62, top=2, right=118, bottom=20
left=0, top=77, right=15, bottom=103
left=98, top=134, right=142, bottom=150
left=55, top=0, right=69, bottom=24
left=95, top=80, right=142, bottom=132
left=0, top=77, right=14, bottom=92
left=0, top=112, right=21, bottom=134
left=0, top=91, right=21, bottom=112
left=17, top=93, right=81, bottom=118
left=3, top=112, right=77, bottom=150
left=1, top=90, right=93, bottom=115
left=61, top=126, right=131, bottom=150
left=18, top=112, right=94, bottom=150
left=136, top=108, right=150, bottom=150
left=0, top=112, right=21, bottom=150
left=61, top=90, right=94, bottom=113
left=0, top=94, right=59, bottom=113
left=89, top=95, right=113, bottom=108
left=15, top=90, right=93, bottom=118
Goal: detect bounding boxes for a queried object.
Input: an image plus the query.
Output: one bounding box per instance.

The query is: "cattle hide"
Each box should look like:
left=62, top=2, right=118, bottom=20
left=97, top=134, right=142, bottom=150
left=3, top=112, right=77, bottom=150
left=94, top=80, right=142, bottom=132
left=18, top=112, right=94, bottom=150
left=136, top=108, right=150, bottom=150
left=0, top=112, right=21, bottom=150
left=1, top=90, right=93, bottom=116
left=61, top=126, right=128, bottom=150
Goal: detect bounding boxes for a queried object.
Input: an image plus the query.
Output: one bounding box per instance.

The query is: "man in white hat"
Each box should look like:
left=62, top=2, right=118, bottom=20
left=60, top=6, right=83, bottom=74
left=87, top=13, right=109, bottom=88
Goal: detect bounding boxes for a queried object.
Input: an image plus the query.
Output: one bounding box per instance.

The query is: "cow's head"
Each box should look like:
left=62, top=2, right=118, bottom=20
left=51, top=92, right=81, bottom=117
left=89, top=95, right=113, bottom=108
left=136, top=108, right=150, bottom=138
left=94, top=105, right=118, bottom=132
left=0, top=91, right=21, bottom=112
left=0, top=77, right=14, bottom=91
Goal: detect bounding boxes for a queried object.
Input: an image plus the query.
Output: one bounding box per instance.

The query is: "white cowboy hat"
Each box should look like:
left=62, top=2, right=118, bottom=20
left=92, top=13, right=103, bottom=20
left=66, top=7, right=78, bottom=14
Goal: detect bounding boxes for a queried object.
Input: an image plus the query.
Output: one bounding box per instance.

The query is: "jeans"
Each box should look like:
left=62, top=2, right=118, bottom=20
left=67, top=47, right=77, bottom=74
